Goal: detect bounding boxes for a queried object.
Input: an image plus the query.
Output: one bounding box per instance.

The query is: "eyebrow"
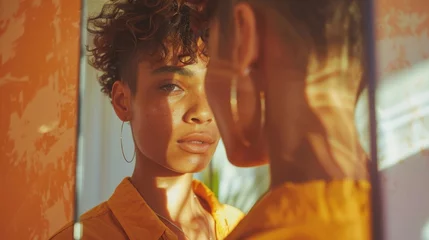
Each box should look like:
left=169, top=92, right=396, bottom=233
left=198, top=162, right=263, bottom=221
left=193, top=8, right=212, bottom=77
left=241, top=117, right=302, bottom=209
left=151, top=66, right=194, bottom=77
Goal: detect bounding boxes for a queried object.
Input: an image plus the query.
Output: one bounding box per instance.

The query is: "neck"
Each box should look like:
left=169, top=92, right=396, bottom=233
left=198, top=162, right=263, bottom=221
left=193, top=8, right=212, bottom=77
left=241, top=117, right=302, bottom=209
left=130, top=152, right=198, bottom=223
left=263, top=42, right=368, bottom=188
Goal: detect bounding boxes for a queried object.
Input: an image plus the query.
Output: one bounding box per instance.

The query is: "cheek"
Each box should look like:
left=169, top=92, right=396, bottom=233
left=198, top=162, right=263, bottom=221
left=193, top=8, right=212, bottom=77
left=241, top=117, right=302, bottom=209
left=130, top=100, right=179, bottom=159
left=205, top=73, right=234, bottom=139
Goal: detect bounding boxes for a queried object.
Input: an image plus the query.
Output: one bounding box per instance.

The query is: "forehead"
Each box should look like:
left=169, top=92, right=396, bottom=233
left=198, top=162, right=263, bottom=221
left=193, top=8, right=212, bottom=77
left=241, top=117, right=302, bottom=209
left=140, top=39, right=208, bottom=66
left=132, top=38, right=208, bottom=76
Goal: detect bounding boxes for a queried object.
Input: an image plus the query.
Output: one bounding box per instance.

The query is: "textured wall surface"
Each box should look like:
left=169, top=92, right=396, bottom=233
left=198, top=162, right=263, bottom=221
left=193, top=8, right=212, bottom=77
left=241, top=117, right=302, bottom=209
left=0, top=0, right=80, bottom=239
left=376, top=0, right=429, bottom=75
left=374, top=1, right=429, bottom=240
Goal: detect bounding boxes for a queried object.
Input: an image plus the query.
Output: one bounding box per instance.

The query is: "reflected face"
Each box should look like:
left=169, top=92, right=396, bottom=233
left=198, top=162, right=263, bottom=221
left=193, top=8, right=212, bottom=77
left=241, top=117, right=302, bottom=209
left=129, top=59, right=219, bottom=173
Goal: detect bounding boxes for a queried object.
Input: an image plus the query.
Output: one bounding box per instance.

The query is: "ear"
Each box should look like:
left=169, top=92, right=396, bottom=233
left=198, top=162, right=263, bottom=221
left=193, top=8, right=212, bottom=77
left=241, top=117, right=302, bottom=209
left=111, top=81, right=132, bottom=122
left=233, top=2, right=258, bottom=72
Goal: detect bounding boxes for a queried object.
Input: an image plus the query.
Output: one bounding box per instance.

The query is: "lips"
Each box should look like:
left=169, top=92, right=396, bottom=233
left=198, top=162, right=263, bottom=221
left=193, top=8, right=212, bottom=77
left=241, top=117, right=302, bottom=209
left=177, top=132, right=215, bottom=154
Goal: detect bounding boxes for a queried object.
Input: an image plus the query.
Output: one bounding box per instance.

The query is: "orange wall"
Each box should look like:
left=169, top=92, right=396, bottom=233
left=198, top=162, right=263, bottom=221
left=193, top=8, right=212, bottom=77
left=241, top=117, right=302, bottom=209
left=0, top=1, right=80, bottom=239
left=376, top=0, right=429, bottom=74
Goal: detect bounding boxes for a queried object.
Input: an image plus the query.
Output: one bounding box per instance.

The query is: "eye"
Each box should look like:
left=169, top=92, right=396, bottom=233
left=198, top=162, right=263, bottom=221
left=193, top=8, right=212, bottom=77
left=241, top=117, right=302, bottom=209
left=160, top=83, right=183, bottom=93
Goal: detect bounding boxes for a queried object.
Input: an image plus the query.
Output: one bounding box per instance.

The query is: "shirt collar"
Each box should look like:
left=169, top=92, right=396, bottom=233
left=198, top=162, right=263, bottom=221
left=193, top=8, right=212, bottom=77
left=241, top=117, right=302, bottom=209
left=193, top=179, right=234, bottom=238
left=192, top=179, right=221, bottom=213
left=107, top=178, right=225, bottom=240
left=107, top=178, right=171, bottom=240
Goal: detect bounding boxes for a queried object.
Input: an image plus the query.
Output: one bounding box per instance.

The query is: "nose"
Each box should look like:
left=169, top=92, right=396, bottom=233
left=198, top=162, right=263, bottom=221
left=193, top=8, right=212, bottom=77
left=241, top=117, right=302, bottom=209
left=183, top=92, right=214, bottom=125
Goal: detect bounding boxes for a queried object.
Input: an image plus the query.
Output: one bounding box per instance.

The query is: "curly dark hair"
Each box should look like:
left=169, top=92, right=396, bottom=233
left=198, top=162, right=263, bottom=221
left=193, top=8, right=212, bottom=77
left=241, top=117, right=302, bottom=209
left=87, top=0, right=209, bottom=98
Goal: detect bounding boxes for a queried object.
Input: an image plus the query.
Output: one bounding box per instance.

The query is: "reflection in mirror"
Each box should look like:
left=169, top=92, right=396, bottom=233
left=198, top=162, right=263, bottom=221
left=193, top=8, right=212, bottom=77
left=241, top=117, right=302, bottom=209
left=70, top=1, right=268, bottom=240
left=74, top=0, right=381, bottom=239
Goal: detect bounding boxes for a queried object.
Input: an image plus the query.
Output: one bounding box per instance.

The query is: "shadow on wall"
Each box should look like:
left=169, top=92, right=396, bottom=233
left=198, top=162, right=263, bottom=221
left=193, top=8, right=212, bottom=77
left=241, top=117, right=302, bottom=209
left=0, top=1, right=80, bottom=239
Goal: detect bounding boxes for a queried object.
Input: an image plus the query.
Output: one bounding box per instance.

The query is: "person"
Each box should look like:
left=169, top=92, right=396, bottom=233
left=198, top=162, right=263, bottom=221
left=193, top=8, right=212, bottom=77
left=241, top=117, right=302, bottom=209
left=50, top=0, right=243, bottom=239
left=189, top=0, right=371, bottom=239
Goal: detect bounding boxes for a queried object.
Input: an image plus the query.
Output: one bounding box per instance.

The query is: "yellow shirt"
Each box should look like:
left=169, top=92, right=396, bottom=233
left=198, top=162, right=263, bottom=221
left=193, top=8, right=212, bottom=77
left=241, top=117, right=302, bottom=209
left=225, top=180, right=371, bottom=240
left=50, top=178, right=244, bottom=240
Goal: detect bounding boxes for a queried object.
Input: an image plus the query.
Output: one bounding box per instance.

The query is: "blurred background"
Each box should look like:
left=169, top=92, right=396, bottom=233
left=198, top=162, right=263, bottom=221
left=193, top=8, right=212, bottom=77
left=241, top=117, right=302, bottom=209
left=0, top=0, right=428, bottom=239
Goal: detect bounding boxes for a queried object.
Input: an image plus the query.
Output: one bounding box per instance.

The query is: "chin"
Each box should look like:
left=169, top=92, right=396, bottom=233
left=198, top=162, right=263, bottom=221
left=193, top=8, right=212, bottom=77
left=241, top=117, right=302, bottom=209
left=188, top=157, right=212, bottom=173
left=226, top=146, right=269, bottom=168
left=167, top=155, right=212, bottom=174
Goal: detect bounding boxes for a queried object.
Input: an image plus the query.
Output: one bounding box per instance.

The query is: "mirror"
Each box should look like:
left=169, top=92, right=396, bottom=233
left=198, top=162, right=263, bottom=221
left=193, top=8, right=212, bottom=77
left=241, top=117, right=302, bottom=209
left=74, top=0, right=378, bottom=239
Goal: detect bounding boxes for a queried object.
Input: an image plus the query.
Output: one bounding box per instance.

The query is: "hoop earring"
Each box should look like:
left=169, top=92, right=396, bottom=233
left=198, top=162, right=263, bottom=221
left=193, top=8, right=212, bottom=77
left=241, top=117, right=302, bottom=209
left=230, top=69, right=266, bottom=147
left=120, top=121, right=135, bottom=163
